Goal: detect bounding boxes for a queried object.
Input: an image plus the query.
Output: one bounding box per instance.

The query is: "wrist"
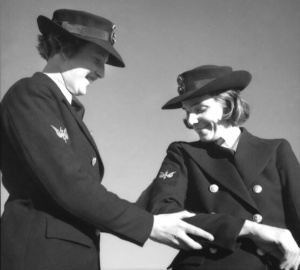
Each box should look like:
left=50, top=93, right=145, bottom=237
left=149, top=215, right=157, bottom=239
left=239, top=220, right=257, bottom=239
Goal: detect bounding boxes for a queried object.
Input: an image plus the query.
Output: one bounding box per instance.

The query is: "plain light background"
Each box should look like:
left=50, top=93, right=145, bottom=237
left=1, top=0, right=299, bottom=269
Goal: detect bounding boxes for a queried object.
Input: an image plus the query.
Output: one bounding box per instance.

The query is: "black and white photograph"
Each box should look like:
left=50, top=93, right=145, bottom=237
left=1, top=1, right=299, bottom=269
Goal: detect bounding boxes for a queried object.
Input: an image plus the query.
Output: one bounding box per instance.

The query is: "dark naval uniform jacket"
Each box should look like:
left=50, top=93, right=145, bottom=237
left=145, top=128, right=300, bottom=270
left=0, top=73, right=153, bottom=270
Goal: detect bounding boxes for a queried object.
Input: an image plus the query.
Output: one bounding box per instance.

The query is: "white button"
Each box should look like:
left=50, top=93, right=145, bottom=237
left=209, top=247, right=218, bottom=254
left=209, top=184, right=219, bottom=193
left=256, top=248, right=265, bottom=256
left=92, top=157, right=97, bottom=166
left=253, top=214, right=263, bottom=223
left=95, top=228, right=100, bottom=236
left=253, top=185, right=262, bottom=194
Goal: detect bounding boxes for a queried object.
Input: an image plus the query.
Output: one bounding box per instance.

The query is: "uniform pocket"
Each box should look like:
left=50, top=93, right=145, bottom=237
left=46, top=217, right=93, bottom=248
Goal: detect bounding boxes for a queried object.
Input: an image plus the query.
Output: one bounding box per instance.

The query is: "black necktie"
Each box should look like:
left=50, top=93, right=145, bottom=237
left=71, top=96, right=85, bottom=119
left=214, top=137, right=235, bottom=156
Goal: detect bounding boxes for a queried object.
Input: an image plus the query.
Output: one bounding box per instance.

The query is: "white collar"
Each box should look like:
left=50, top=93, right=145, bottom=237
left=220, top=126, right=241, bottom=151
left=44, top=72, right=72, bottom=104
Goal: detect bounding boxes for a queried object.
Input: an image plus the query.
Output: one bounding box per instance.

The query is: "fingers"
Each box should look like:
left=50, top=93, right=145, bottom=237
left=150, top=213, right=214, bottom=251
left=176, top=232, right=203, bottom=250
left=174, top=210, right=196, bottom=219
left=278, top=231, right=300, bottom=270
left=174, top=211, right=214, bottom=241
left=279, top=246, right=300, bottom=270
left=183, top=221, right=214, bottom=241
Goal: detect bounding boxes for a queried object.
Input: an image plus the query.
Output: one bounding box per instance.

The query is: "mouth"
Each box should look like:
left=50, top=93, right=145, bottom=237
left=194, top=123, right=210, bottom=133
left=85, top=75, right=99, bottom=84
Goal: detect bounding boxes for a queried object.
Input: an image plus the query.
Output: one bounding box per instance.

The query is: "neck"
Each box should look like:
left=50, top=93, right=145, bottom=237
left=43, top=55, right=70, bottom=94
left=43, top=54, right=63, bottom=73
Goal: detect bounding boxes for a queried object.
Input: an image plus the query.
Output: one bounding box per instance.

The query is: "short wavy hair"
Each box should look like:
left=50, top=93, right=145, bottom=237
left=36, top=33, right=88, bottom=60
left=183, top=90, right=250, bottom=129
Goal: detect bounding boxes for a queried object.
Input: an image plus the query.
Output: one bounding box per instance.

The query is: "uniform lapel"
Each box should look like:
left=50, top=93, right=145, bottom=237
left=62, top=99, right=105, bottom=179
left=182, top=141, right=258, bottom=212
left=234, top=128, right=278, bottom=189
left=41, top=73, right=105, bottom=178
left=62, top=99, right=97, bottom=150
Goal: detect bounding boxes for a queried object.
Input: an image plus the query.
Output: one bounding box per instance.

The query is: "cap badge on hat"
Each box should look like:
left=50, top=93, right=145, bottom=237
left=177, top=75, right=185, bottom=95
left=111, top=24, right=117, bottom=44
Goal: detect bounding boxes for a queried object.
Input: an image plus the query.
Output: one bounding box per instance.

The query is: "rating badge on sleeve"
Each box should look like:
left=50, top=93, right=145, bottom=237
left=159, top=170, right=176, bottom=180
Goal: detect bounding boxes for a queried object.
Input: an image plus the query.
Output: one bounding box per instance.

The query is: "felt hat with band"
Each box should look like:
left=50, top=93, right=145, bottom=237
left=162, top=65, right=252, bottom=109
left=37, top=9, right=125, bottom=67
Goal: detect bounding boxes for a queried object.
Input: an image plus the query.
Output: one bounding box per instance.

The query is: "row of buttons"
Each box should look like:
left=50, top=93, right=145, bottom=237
left=208, top=183, right=264, bottom=256
left=209, top=184, right=263, bottom=194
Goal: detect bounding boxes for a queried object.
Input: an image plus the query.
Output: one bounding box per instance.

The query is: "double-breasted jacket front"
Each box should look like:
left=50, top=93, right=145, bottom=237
left=146, top=128, right=300, bottom=270
left=0, top=73, right=153, bottom=270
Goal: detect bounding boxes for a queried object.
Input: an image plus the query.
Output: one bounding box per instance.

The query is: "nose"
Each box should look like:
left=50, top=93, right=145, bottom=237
left=96, top=66, right=105, bottom=79
left=188, top=113, right=198, bottom=126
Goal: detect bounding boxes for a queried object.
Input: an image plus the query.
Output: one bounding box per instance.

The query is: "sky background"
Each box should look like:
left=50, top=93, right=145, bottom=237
left=1, top=0, right=299, bottom=269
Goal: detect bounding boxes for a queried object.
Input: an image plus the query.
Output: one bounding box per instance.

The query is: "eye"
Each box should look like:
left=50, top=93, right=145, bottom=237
left=195, top=107, right=206, bottom=114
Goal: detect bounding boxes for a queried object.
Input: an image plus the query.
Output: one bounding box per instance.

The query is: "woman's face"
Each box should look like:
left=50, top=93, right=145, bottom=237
left=60, top=43, right=109, bottom=96
left=182, top=95, right=228, bottom=142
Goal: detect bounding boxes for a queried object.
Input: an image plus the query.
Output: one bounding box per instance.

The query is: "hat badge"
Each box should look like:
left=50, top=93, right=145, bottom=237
left=111, top=24, right=117, bottom=44
left=177, top=75, right=185, bottom=95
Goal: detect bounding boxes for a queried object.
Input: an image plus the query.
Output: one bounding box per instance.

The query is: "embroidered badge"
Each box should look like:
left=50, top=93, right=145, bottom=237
left=159, top=170, right=176, bottom=180
left=51, top=125, right=69, bottom=143
left=111, top=24, right=117, bottom=44
left=177, top=75, right=185, bottom=95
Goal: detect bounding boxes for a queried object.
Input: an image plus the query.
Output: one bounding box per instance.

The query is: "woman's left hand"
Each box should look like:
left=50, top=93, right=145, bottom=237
left=240, top=221, right=300, bottom=270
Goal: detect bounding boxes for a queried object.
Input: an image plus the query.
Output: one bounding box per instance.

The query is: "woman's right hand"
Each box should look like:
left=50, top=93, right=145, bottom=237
left=240, top=221, right=300, bottom=270
left=150, top=211, right=214, bottom=250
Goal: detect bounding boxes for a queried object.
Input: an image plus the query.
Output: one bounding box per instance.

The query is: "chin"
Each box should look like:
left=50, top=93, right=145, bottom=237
left=78, top=88, right=87, bottom=96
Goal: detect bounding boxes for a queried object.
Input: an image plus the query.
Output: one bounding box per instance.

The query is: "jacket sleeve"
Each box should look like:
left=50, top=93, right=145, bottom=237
left=146, top=142, right=245, bottom=251
left=0, top=79, right=153, bottom=246
left=277, top=139, right=300, bottom=244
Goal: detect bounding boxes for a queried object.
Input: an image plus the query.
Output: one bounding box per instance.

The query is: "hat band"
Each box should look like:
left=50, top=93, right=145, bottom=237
left=181, top=78, right=215, bottom=95
left=61, top=21, right=113, bottom=44
left=192, top=78, right=215, bottom=91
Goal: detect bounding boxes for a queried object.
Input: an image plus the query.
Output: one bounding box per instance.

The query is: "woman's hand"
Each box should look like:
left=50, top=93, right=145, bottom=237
left=150, top=211, right=214, bottom=250
left=240, top=221, right=300, bottom=270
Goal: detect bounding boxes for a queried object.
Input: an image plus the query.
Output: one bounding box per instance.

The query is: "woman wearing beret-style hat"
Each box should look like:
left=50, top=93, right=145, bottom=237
left=0, top=10, right=214, bottom=270
left=142, top=65, right=300, bottom=269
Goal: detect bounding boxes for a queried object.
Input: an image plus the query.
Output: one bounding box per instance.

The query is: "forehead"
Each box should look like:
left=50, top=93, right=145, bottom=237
left=182, top=95, right=214, bottom=109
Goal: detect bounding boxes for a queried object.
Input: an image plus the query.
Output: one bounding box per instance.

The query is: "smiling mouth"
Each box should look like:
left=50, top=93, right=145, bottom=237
left=86, top=77, right=95, bottom=84
left=194, top=124, right=210, bottom=132
left=86, top=75, right=99, bottom=84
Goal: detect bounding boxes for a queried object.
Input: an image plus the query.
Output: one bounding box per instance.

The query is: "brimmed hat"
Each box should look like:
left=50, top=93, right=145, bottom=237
left=162, top=65, right=252, bottom=109
left=37, top=9, right=125, bottom=67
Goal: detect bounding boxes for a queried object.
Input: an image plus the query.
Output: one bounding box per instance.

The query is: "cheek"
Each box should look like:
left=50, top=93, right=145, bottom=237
left=205, top=109, right=223, bottom=122
left=73, top=67, right=90, bottom=77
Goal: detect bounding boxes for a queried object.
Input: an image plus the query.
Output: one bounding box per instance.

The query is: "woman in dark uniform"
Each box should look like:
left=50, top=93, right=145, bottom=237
left=0, top=10, right=214, bottom=270
left=146, top=65, right=300, bottom=270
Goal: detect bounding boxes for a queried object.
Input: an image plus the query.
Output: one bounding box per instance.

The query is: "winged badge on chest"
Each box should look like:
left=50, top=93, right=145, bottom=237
left=51, top=125, right=69, bottom=143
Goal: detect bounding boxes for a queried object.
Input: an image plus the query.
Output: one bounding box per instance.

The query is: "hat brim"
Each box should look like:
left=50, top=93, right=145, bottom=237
left=162, top=70, right=252, bottom=109
left=37, top=15, right=125, bottom=68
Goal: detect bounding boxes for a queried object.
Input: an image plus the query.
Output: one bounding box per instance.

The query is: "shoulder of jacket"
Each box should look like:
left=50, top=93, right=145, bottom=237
left=3, top=73, right=57, bottom=104
left=168, top=140, right=201, bottom=152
